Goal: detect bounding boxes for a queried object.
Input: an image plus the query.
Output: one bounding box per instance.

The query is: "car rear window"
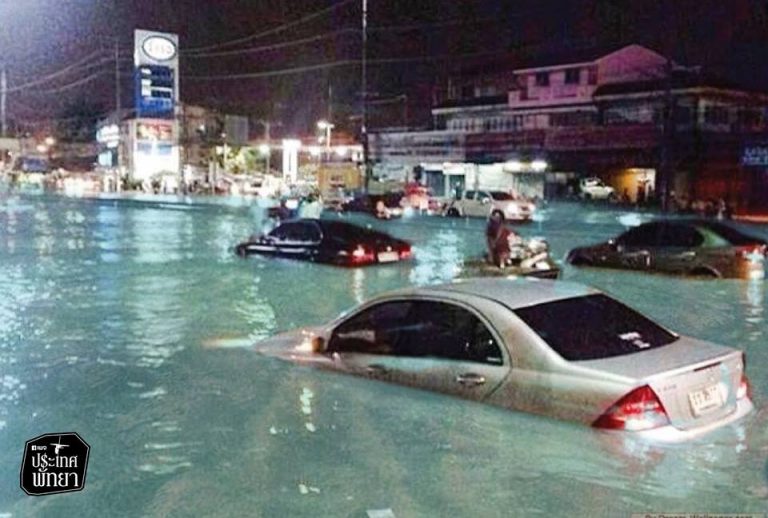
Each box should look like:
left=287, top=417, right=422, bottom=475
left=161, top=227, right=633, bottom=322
left=319, top=220, right=390, bottom=241
left=695, top=220, right=766, bottom=246
left=514, top=294, right=677, bottom=361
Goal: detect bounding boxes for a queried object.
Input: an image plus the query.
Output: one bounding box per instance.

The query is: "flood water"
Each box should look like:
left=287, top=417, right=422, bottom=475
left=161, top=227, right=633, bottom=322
left=0, top=194, right=766, bottom=517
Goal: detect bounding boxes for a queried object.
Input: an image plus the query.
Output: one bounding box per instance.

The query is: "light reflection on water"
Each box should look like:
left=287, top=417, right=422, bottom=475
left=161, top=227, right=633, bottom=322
left=0, top=195, right=766, bottom=516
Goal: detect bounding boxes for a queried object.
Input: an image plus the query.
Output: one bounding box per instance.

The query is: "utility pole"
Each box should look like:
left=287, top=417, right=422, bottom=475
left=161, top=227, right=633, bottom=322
left=114, top=39, right=123, bottom=190
left=361, top=0, right=369, bottom=192
left=1, top=65, right=7, bottom=137
left=264, top=120, right=271, bottom=175
left=658, top=58, right=675, bottom=212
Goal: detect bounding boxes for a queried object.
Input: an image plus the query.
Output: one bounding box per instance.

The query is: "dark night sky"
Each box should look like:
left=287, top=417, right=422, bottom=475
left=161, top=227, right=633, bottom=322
left=1, top=0, right=767, bottom=136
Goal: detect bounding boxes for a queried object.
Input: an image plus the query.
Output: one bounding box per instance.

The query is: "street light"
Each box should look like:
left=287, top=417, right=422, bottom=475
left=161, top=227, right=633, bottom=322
left=317, top=119, right=335, bottom=155
left=44, top=136, right=56, bottom=147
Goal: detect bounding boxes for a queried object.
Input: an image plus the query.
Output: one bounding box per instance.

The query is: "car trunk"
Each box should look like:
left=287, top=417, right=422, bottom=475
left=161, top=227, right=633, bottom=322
left=580, top=338, right=744, bottom=430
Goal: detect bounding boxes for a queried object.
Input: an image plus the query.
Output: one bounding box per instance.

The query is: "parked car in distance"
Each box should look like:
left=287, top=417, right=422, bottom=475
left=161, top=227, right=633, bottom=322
left=235, top=218, right=412, bottom=266
left=343, top=192, right=404, bottom=219
left=254, top=278, right=752, bottom=441
left=322, top=188, right=354, bottom=212
left=444, top=190, right=536, bottom=221
left=567, top=219, right=767, bottom=279
left=580, top=177, right=615, bottom=200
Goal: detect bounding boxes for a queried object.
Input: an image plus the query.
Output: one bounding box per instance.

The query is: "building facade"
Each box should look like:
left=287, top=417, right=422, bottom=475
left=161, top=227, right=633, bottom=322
left=370, top=44, right=768, bottom=212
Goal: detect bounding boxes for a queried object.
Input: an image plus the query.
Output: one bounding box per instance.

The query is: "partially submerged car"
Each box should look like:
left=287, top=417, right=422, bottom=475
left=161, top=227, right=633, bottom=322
left=254, top=278, right=752, bottom=441
left=235, top=218, right=412, bottom=266
left=444, top=190, right=536, bottom=222
left=567, top=219, right=767, bottom=279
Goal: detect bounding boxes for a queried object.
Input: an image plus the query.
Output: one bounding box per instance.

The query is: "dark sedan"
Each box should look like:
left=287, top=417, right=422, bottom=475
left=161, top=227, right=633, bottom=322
left=567, top=219, right=767, bottom=279
left=235, top=218, right=412, bottom=266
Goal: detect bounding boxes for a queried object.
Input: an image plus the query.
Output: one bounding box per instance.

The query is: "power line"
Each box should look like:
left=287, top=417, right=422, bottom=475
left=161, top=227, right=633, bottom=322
left=6, top=49, right=107, bottom=93
left=182, top=28, right=359, bottom=59
left=182, top=0, right=357, bottom=54
left=22, top=69, right=110, bottom=96
left=185, top=49, right=515, bottom=81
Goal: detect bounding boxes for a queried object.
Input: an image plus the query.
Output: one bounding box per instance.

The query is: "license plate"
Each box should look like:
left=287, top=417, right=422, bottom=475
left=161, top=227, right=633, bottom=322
left=688, top=384, right=723, bottom=416
left=377, top=251, right=399, bottom=263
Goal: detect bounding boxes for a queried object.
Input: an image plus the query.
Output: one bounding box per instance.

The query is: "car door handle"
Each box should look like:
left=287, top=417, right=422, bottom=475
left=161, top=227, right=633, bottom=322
left=366, top=364, right=388, bottom=375
left=456, top=373, right=486, bottom=386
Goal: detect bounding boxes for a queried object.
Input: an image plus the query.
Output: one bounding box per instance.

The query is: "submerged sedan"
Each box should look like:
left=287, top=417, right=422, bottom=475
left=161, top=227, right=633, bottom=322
left=567, top=219, right=767, bottom=279
left=235, top=218, right=412, bottom=266
left=255, top=278, right=753, bottom=440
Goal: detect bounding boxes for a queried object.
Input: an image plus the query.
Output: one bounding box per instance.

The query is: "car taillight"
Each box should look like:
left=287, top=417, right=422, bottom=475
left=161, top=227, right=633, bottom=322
left=738, top=244, right=766, bottom=260
left=737, top=374, right=752, bottom=400
left=351, top=245, right=375, bottom=264
left=592, top=385, right=670, bottom=431
left=399, top=246, right=412, bottom=259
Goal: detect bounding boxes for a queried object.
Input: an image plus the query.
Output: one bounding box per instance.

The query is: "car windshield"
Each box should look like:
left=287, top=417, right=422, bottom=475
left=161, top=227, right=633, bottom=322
left=694, top=220, right=766, bottom=246
left=514, top=294, right=677, bottom=361
left=490, top=191, right=515, bottom=200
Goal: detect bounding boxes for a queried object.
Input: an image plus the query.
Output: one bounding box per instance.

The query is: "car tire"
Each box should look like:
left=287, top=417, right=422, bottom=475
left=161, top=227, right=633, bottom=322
left=446, top=207, right=461, bottom=217
left=583, top=192, right=592, bottom=201
left=491, top=209, right=504, bottom=220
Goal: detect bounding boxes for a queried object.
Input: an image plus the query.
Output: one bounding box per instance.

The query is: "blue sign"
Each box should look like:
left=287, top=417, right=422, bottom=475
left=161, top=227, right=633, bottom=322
left=742, top=145, right=768, bottom=167
left=135, top=65, right=174, bottom=118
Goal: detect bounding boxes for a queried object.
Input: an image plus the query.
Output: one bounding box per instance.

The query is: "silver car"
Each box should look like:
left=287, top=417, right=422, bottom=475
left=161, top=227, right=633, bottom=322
left=254, top=278, right=753, bottom=441
left=445, top=190, right=535, bottom=221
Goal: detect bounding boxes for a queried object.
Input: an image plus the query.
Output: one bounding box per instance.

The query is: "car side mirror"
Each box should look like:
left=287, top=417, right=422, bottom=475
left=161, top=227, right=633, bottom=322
left=481, top=197, right=491, bottom=204
left=310, top=336, right=326, bottom=353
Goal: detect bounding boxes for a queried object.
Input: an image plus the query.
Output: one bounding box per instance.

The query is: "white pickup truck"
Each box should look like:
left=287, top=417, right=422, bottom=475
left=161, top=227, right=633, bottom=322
left=579, top=177, right=615, bottom=200
left=444, top=190, right=536, bottom=222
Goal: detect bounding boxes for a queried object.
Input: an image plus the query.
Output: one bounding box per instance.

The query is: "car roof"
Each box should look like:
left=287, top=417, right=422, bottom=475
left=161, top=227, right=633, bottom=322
left=377, top=277, right=598, bottom=310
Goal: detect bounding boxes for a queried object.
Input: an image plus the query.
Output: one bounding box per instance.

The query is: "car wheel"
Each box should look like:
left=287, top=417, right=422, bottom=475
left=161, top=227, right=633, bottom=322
left=688, top=266, right=720, bottom=278
left=491, top=209, right=504, bottom=220
left=446, top=207, right=461, bottom=217
left=583, top=192, right=592, bottom=201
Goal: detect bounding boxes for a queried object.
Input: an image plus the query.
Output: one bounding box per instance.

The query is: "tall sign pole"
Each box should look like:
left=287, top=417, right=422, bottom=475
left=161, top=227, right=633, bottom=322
left=361, top=0, right=369, bottom=192
left=1, top=65, right=7, bottom=137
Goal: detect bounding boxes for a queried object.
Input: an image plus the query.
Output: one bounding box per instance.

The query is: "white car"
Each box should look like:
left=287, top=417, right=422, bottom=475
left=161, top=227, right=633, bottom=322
left=254, top=278, right=753, bottom=441
left=445, top=190, right=536, bottom=221
left=580, top=177, right=615, bottom=200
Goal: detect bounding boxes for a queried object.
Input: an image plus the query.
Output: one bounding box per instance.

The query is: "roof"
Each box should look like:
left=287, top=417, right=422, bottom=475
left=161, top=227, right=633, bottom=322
left=380, top=277, right=596, bottom=309
left=594, top=73, right=768, bottom=97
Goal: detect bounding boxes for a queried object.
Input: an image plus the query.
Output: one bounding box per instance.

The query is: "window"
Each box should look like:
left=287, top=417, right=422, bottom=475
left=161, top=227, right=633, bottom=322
left=328, top=302, right=413, bottom=355
left=514, top=294, right=677, bottom=361
left=616, top=223, right=663, bottom=247
left=269, top=222, right=321, bottom=242
left=328, top=301, right=504, bottom=365
left=587, top=67, right=598, bottom=85
left=657, top=224, right=704, bottom=248
left=565, top=68, right=581, bottom=85
left=464, top=190, right=477, bottom=200
left=704, top=105, right=729, bottom=125
left=535, top=72, right=549, bottom=87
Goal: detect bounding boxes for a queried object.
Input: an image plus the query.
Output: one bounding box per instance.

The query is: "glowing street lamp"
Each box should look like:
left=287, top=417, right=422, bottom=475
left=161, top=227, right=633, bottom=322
left=44, top=136, right=56, bottom=147
left=258, top=143, right=270, bottom=155
left=316, top=119, right=335, bottom=154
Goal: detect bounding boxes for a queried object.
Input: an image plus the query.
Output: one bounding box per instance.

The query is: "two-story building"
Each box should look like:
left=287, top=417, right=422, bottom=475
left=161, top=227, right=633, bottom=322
left=370, top=44, right=768, bottom=212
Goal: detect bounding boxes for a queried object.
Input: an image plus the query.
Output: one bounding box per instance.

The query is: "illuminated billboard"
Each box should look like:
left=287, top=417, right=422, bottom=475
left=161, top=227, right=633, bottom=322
left=134, top=30, right=179, bottom=119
